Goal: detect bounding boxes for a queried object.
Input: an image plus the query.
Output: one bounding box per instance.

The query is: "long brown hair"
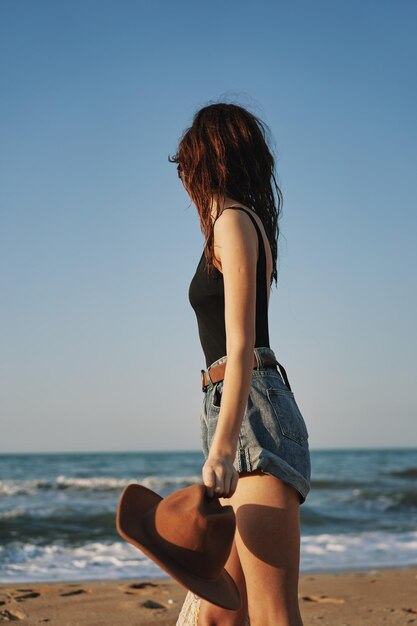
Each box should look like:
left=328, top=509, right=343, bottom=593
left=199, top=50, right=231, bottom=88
left=168, top=102, right=283, bottom=287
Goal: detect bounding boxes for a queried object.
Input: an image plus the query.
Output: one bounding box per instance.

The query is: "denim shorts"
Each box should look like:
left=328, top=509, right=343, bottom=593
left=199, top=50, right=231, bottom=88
left=200, top=346, right=311, bottom=505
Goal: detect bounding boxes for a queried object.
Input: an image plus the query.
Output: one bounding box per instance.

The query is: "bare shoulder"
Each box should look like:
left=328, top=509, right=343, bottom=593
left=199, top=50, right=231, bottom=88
left=212, top=207, right=259, bottom=272
left=213, top=206, right=272, bottom=280
left=213, top=206, right=259, bottom=244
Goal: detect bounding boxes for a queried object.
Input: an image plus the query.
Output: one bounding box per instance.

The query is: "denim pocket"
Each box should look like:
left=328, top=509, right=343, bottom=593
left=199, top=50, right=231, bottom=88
left=210, top=380, right=224, bottom=411
left=266, top=386, right=309, bottom=446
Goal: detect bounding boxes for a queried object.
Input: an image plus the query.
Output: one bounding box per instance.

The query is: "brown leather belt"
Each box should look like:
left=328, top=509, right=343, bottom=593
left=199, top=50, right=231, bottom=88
left=200, top=352, right=290, bottom=393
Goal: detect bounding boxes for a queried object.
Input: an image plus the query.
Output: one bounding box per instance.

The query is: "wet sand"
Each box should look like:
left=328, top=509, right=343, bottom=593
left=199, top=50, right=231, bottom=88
left=1, top=566, right=416, bottom=625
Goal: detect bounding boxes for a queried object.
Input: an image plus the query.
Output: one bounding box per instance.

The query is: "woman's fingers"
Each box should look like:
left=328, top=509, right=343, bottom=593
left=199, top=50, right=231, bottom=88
left=203, top=476, right=214, bottom=498
left=202, top=457, right=239, bottom=498
left=213, top=467, right=226, bottom=497
left=222, top=470, right=236, bottom=498
left=202, top=463, right=223, bottom=497
left=224, top=472, right=234, bottom=498
left=202, top=465, right=216, bottom=498
left=220, top=472, right=230, bottom=498
left=231, top=470, right=238, bottom=494
left=229, top=470, right=239, bottom=497
left=213, top=472, right=225, bottom=497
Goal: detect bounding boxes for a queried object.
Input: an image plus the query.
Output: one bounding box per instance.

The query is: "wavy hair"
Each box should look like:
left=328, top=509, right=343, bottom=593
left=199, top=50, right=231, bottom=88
left=168, top=102, right=283, bottom=286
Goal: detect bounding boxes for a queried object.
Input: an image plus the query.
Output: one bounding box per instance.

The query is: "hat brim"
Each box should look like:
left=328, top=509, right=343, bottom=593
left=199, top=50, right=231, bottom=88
left=116, top=483, right=242, bottom=611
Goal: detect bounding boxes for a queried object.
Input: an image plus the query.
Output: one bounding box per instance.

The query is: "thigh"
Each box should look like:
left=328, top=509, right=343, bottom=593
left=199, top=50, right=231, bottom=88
left=226, top=470, right=302, bottom=623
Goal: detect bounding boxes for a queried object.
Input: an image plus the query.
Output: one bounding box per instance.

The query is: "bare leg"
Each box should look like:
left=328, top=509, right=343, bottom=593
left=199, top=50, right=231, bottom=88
left=198, top=530, right=249, bottom=625
left=198, top=469, right=303, bottom=626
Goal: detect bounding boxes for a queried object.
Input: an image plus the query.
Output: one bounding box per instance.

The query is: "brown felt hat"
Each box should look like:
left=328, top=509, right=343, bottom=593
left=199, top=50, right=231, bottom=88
left=115, top=482, right=241, bottom=611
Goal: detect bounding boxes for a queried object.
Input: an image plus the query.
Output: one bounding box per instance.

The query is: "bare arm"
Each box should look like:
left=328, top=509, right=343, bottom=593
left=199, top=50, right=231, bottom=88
left=202, top=209, right=258, bottom=497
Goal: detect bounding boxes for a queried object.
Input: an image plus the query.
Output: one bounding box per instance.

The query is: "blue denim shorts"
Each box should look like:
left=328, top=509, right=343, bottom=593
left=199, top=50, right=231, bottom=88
left=200, top=347, right=311, bottom=505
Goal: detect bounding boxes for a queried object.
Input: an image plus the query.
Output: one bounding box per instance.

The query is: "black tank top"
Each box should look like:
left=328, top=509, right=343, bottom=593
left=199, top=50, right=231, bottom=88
left=188, top=206, right=271, bottom=368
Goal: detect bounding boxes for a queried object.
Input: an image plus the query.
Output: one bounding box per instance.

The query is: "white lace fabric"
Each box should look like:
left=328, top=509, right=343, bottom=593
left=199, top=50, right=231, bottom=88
left=176, top=590, right=250, bottom=625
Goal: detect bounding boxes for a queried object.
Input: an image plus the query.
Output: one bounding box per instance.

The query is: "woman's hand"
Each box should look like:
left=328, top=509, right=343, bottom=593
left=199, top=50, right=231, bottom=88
left=202, top=450, right=239, bottom=498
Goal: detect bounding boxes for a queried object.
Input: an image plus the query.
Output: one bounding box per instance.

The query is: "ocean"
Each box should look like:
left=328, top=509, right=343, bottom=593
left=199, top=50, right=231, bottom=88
left=0, top=448, right=416, bottom=583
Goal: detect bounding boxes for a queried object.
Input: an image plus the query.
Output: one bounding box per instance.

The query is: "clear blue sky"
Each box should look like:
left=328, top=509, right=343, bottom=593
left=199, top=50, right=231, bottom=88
left=1, top=0, right=416, bottom=453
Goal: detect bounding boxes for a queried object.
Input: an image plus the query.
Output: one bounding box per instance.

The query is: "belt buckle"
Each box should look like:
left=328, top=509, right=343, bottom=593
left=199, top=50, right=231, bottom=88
left=201, top=369, right=208, bottom=393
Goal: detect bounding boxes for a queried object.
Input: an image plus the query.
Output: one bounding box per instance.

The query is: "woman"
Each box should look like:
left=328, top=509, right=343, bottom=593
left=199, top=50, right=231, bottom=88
left=169, top=102, right=311, bottom=626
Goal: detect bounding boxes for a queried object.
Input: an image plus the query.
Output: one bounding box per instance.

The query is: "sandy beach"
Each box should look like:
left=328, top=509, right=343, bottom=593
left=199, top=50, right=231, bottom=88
left=0, top=566, right=416, bottom=625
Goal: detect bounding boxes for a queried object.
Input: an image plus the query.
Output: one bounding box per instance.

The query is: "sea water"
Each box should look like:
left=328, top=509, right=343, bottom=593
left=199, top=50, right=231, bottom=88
left=0, top=448, right=416, bottom=582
